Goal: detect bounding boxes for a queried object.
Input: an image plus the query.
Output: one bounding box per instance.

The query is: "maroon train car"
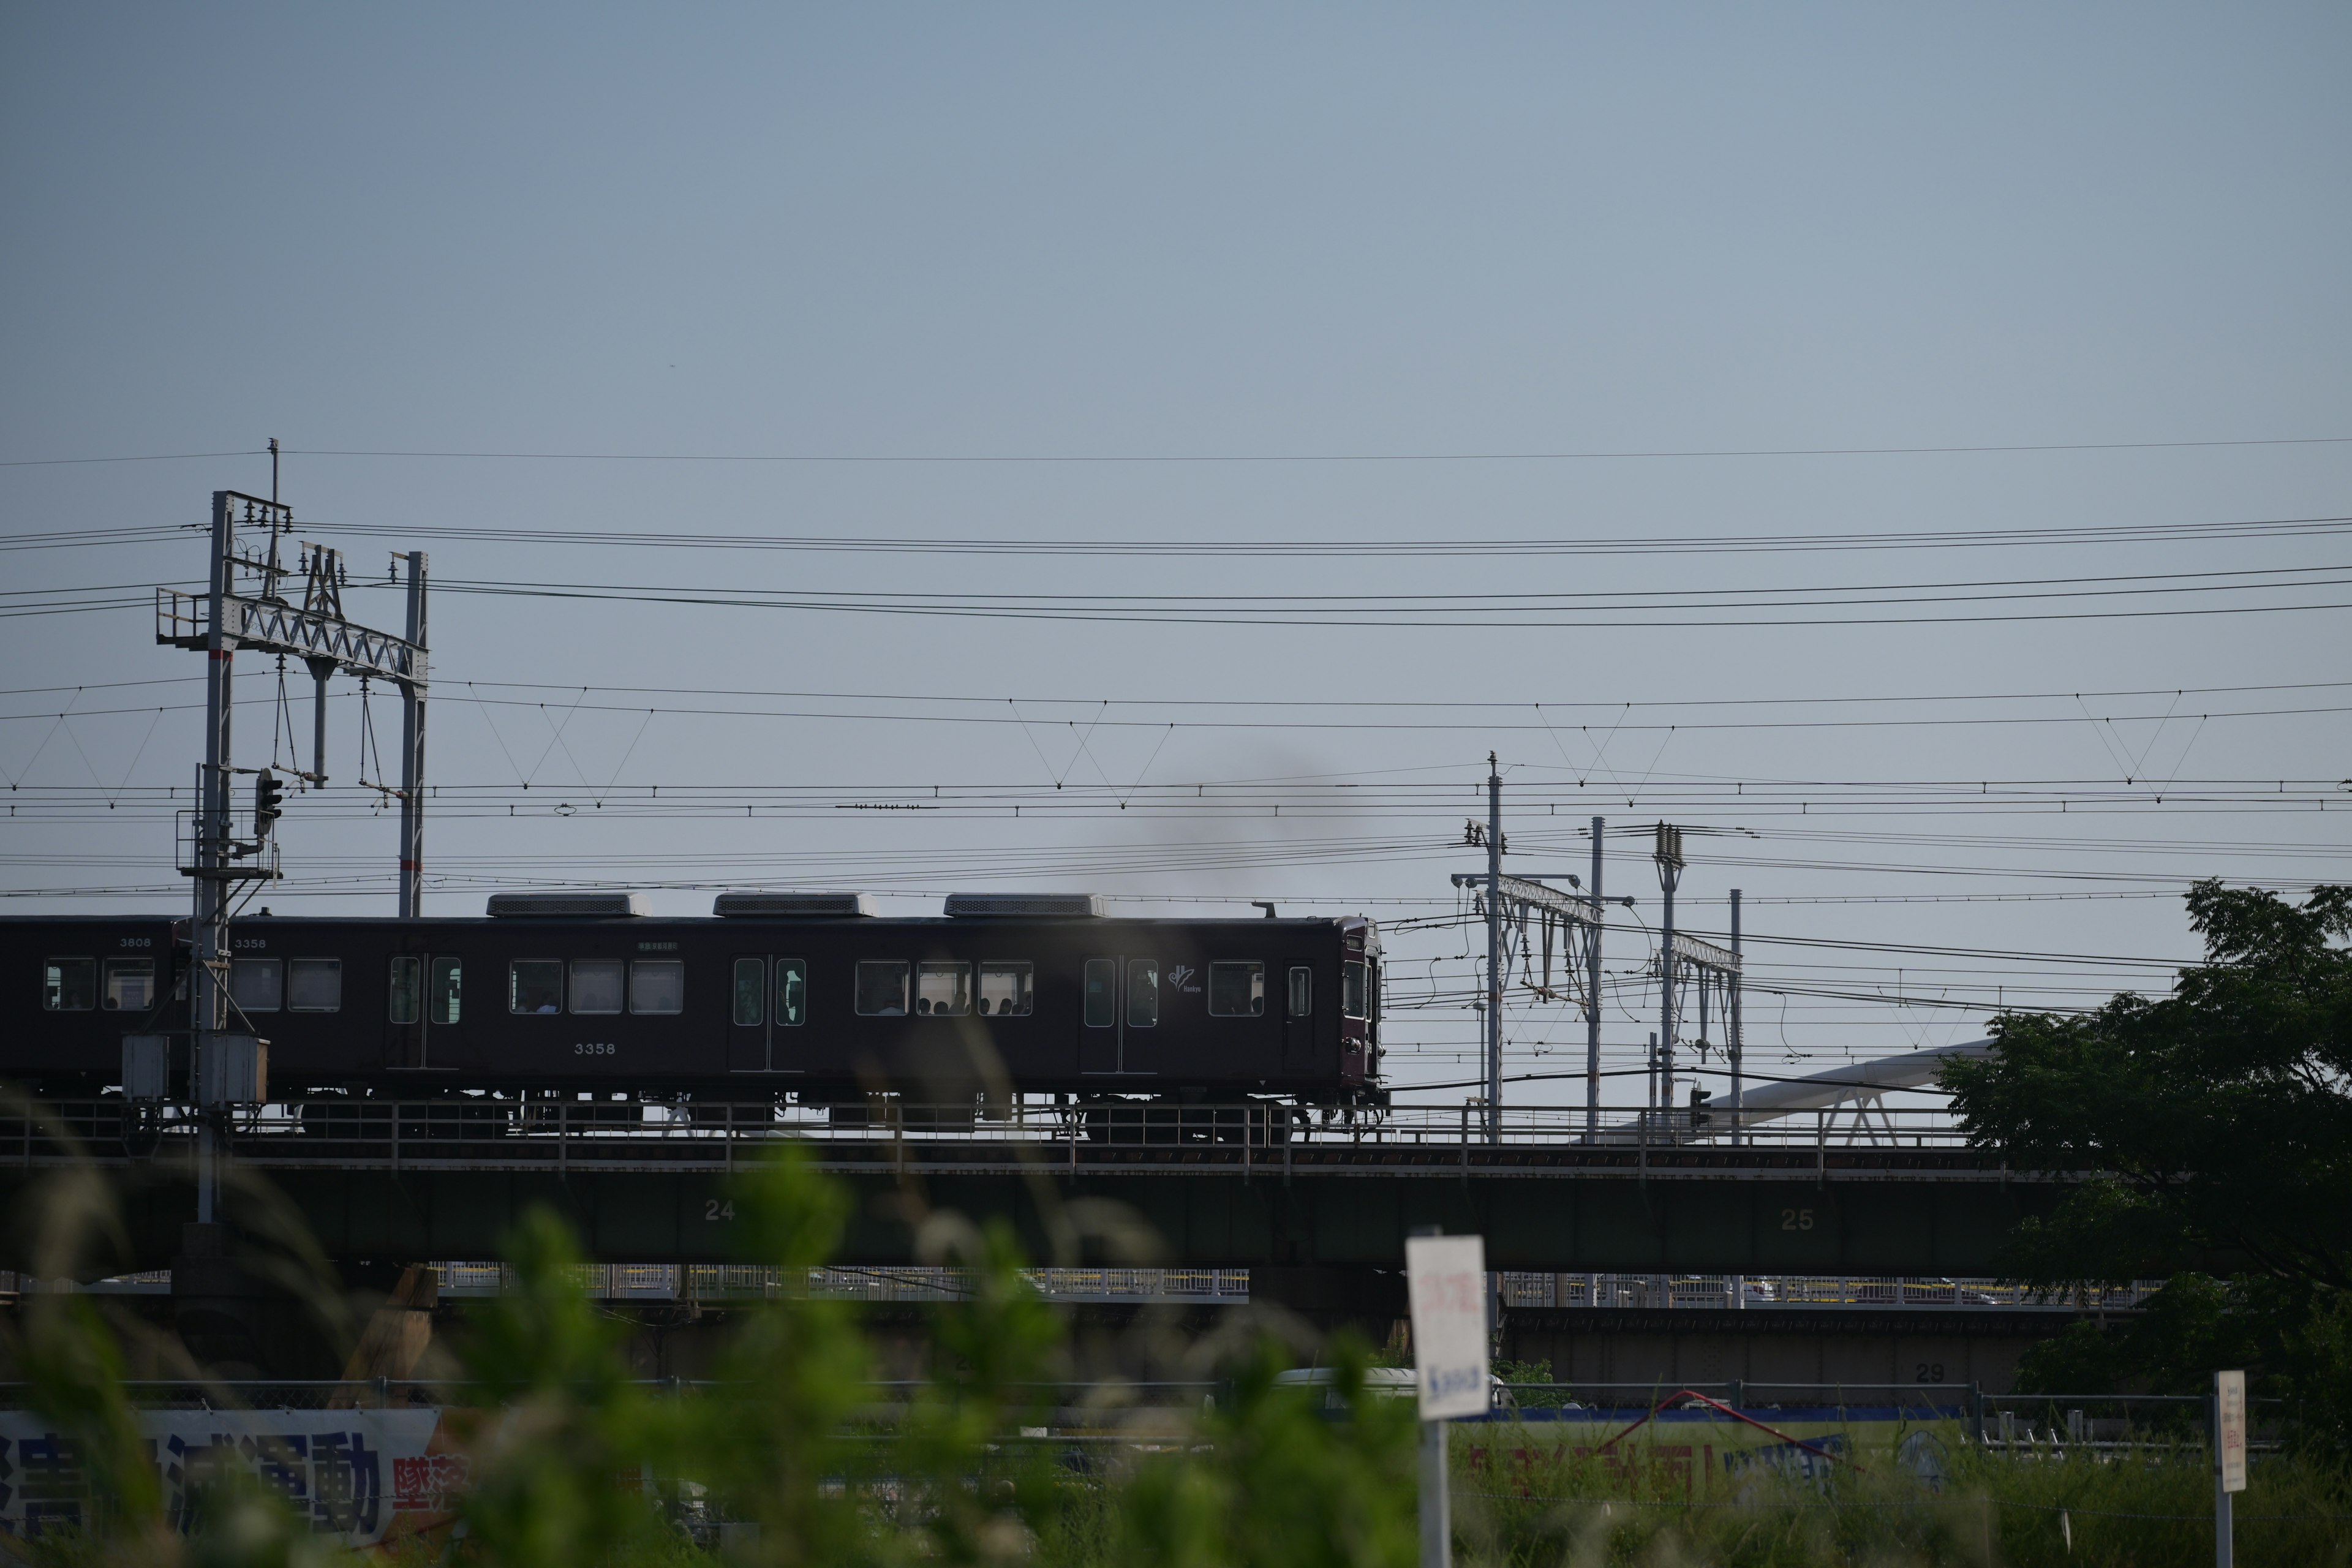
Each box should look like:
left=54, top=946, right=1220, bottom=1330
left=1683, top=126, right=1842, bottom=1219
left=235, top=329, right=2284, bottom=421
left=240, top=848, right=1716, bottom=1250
left=2, top=892, right=1383, bottom=1106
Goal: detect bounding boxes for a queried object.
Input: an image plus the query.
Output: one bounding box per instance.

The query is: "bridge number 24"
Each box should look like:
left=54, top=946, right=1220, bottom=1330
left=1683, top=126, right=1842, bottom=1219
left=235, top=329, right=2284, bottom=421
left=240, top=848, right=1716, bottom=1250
left=1779, top=1208, right=1815, bottom=1231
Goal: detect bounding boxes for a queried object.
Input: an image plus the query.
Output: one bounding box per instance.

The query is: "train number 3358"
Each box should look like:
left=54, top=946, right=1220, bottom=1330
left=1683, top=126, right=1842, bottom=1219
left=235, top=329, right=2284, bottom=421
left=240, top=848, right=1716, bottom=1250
left=572, top=1043, right=616, bottom=1056
left=1780, top=1207, right=1815, bottom=1231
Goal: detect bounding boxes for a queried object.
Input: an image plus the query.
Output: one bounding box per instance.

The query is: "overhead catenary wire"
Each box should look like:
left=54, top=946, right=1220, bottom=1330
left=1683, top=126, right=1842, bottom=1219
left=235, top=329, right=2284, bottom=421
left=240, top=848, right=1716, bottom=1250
left=9, top=431, right=2349, bottom=467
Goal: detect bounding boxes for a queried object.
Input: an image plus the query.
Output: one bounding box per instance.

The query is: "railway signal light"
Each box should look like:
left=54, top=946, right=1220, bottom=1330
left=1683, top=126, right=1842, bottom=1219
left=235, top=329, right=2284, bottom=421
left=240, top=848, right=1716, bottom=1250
left=254, top=770, right=284, bottom=840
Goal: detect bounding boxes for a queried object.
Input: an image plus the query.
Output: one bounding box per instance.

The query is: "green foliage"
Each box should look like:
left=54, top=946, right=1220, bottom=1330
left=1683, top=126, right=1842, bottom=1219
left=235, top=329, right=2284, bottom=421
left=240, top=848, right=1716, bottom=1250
left=1942, top=881, right=2352, bottom=1453
left=1115, top=1335, right=1419, bottom=1568
left=447, top=1207, right=686, bottom=1568
left=1450, top=1420, right=2352, bottom=1567
left=887, top=1216, right=1071, bottom=1564
left=17, top=1112, right=2352, bottom=1566
left=680, top=1149, right=873, bottom=1566
left=1940, top=881, right=2352, bottom=1291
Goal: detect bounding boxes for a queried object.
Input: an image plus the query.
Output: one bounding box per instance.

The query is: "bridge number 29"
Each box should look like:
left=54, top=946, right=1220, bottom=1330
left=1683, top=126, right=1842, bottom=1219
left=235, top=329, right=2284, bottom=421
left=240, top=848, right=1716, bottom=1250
left=1780, top=1207, right=1815, bottom=1231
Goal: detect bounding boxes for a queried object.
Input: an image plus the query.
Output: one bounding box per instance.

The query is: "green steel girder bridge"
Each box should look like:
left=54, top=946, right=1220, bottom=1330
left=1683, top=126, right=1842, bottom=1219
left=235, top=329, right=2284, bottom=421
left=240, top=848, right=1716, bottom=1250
left=0, top=1100, right=2064, bottom=1279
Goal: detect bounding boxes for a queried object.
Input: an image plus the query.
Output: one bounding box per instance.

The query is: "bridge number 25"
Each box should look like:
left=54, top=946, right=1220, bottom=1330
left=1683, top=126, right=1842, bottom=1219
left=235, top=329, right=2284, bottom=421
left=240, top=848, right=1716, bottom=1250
left=1780, top=1207, right=1815, bottom=1231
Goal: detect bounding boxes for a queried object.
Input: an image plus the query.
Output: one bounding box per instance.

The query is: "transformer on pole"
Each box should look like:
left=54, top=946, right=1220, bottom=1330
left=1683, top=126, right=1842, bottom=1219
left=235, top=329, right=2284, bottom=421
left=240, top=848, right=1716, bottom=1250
left=158, top=488, right=428, bottom=1218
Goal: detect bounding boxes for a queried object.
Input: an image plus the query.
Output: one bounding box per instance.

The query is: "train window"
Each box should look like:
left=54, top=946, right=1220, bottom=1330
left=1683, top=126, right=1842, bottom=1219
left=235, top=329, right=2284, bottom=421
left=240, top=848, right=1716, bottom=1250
left=570, top=960, right=624, bottom=1015
left=631, top=960, right=684, bottom=1015
left=1342, top=960, right=1368, bottom=1020
left=856, top=961, right=909, bottom=1016
left=510, top=960, right=563, bottom=1015
left=978, top=962, right=1033, bottom=1017
left=916, top=962, right=971, bottom=1016
left=230, top=958, right=283, bottom=1014
left=430, top=957, right=462, bottom=1025
left=777, top=959, right=807, bottom=1026
left=1126, top=959, right=1159, bottom=1028
left=390, top=957, right=421, bottom=1024
left=1083, top=960, right=1115, bottom=1027
left=731, top=959, right=764, bottom=1027
left=1287, top=966, right=1311, bottom=1019
left=104, top=959, right=155, bottom=1012
left=43, top=958, right=96, bottom=1011
left=287, top=958, right=341, bottom=1012
left=1208, top=962, right=1265, bottom=1018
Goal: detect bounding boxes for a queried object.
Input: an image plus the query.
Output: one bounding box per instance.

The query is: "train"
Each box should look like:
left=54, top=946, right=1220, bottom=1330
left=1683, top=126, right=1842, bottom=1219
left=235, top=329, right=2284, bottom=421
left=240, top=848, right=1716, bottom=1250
left=5, top=891, right=1384, bottom=1108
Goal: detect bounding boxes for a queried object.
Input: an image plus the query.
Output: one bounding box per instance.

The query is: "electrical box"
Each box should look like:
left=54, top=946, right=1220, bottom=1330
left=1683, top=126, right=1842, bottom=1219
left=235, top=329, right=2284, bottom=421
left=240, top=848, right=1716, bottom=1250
left=121, top=1035, right=175, bottom=1101
left=201, top=1035, right=268, bottom=1106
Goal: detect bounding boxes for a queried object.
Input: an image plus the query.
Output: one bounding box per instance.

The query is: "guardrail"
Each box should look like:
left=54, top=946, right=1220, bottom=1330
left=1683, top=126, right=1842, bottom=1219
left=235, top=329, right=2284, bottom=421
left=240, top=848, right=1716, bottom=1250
left=0, top=1098, right=1985, bottom=1178
left=1494, top=1271, right=2158, bottom=1311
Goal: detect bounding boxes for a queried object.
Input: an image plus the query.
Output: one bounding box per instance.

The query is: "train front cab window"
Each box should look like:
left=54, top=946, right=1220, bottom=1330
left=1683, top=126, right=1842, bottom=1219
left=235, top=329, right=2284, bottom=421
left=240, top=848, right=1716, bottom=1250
left=1343, top=960, right=1369, bottom=1020
left=42, top=959, right=95, bottom=1011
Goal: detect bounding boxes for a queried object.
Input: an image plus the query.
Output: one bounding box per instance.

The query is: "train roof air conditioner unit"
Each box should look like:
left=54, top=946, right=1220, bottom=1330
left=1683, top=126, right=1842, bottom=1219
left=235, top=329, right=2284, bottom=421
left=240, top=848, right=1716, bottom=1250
left=714, top=891, right=880, bottom=919
left=486, top=891, right=649, bottom=918
left=944, top=892, right=1106, bottom=919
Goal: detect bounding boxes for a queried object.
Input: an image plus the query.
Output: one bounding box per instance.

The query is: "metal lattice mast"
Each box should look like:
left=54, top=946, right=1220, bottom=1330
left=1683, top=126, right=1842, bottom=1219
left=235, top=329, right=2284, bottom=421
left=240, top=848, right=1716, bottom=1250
left=160, top=485, right=428, bottom=1217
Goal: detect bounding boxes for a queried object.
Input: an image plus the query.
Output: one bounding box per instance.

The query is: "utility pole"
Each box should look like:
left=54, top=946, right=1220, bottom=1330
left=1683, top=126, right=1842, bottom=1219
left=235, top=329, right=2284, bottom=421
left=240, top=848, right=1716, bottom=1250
left=1585, top=816, right=1605, bottom=1142
left=1485, top=754, right=1502, bottom=1144
left=398, top=551, right=429, bottom=917
left=1654, top=823, right=1684, bottom=1133
left=1728, top=889, right=1744, bottom=1146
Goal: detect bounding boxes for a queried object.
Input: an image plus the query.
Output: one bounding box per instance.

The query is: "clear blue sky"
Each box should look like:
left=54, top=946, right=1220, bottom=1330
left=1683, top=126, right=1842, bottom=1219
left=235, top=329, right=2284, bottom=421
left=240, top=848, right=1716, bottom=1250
left=5, top=4, right=2348, bottom=1105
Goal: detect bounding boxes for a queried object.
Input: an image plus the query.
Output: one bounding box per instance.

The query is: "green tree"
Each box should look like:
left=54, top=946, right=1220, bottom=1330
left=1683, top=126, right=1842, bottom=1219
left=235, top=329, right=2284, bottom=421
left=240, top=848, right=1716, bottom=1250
left=1943, top=881, right=2352, bottom=1448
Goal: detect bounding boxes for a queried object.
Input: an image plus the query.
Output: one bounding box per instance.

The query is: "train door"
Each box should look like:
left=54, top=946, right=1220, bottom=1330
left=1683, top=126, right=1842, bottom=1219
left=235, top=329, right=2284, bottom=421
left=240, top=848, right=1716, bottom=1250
left=728, top=955, right=768, bottom=1071
left=1080, top=956, right=1120, bottom=1074
left=1283, top=964, right=1314, bottom=1071
left=386, top=946, right=461, bottom=1071
left=729, top=955, right=809, bottom=1073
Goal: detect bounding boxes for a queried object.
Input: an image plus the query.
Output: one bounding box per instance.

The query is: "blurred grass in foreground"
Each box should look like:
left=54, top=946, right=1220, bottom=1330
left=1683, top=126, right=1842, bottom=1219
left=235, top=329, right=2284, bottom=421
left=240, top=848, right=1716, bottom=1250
left=3, top=1148, right=2348, bottom=1566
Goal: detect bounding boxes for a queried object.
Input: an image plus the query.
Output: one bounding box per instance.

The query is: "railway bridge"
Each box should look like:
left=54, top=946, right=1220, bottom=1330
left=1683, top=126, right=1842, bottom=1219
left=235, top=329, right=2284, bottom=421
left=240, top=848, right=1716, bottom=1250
left=1, top=1100, right=2065, bottom=1280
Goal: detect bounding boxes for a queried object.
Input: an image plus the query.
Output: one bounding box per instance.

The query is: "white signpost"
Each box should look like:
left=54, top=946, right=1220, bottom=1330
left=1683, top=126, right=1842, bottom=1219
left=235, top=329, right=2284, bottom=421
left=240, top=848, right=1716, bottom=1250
left=1408, top=1232, right=1489, bottom=1568
left=2215, top=1369, right=2247, bottom=1567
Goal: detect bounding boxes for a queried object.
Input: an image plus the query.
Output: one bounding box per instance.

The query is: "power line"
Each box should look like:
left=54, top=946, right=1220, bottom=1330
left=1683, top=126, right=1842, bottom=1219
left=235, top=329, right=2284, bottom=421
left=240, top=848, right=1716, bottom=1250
left=9, top=433, right=2352, bottom=469
left=274, top=434, right=2352, bottom=462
